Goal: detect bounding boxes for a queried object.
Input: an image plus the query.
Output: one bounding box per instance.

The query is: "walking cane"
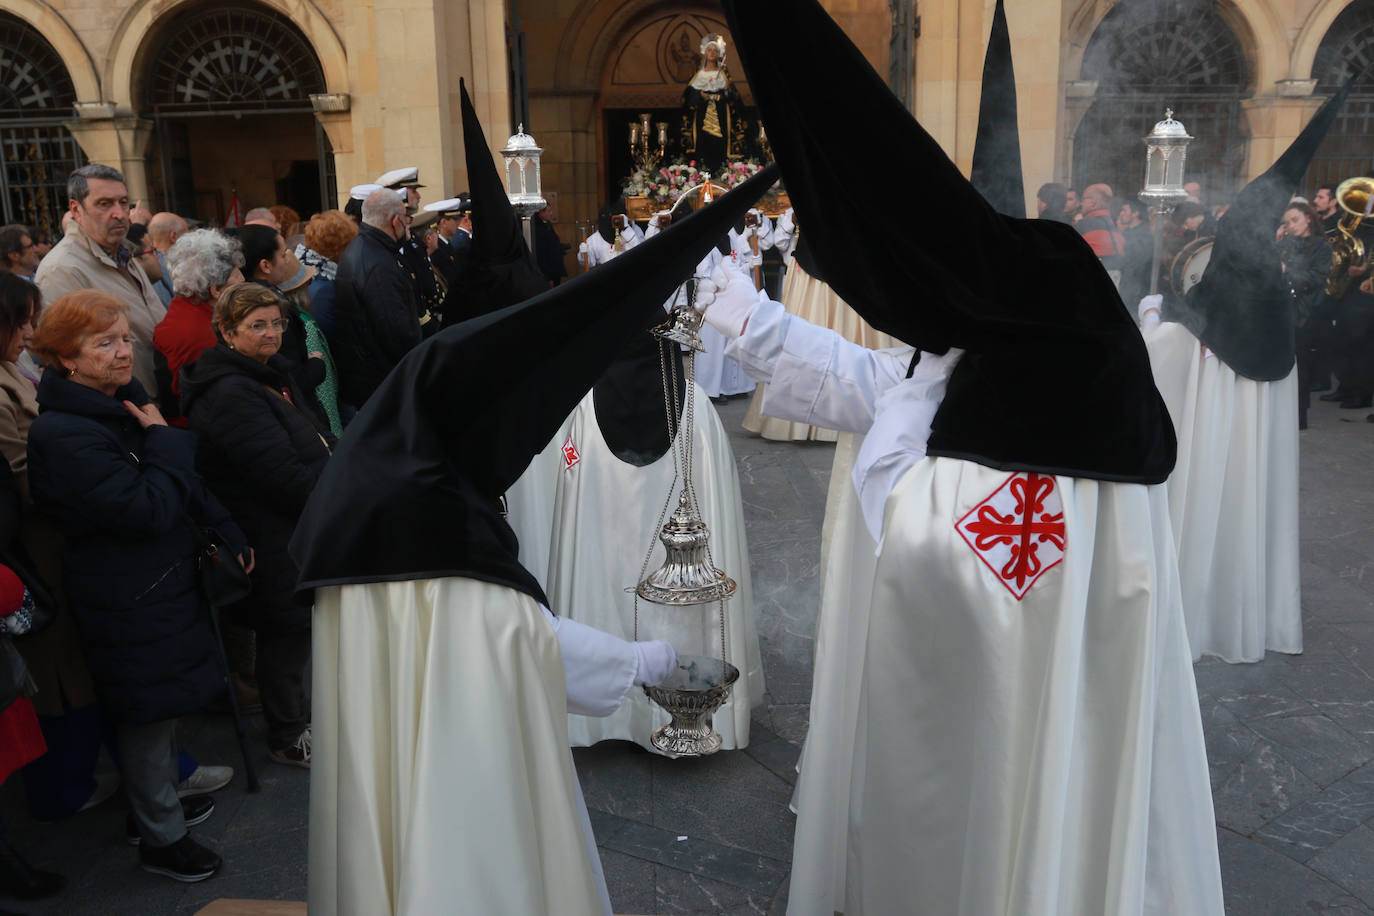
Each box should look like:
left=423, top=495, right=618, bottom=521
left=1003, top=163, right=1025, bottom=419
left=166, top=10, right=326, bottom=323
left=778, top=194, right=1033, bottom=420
left=204, top=595, right=261, bottom=793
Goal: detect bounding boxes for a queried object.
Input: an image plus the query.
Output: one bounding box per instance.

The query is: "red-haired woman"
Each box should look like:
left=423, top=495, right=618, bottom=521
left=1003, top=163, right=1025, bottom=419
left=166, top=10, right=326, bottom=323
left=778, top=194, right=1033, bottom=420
left=26, top=291, right=250, bottom=883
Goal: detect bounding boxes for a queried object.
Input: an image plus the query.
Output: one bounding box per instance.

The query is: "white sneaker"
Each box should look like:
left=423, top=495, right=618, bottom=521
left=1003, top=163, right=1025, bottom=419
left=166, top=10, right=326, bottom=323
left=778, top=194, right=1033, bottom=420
left=176, top=765, right=234, bottom=798
left=269, top=726, right=311, bottom=769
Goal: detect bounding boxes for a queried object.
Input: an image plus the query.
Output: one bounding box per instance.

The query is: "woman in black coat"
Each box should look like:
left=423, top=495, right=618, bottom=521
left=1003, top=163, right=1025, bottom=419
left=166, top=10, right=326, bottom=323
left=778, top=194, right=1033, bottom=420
left=27, top=291, right=247, bottom=883
left=1277, top=202, right=1334, bottom=428
left=180, top=283, right=334, bottom=769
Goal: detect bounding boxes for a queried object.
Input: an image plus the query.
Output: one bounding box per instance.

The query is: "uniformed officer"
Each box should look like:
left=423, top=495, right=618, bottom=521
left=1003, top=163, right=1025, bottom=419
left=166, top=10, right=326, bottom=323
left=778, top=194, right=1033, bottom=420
left=375, top=167, right=446, bottom=332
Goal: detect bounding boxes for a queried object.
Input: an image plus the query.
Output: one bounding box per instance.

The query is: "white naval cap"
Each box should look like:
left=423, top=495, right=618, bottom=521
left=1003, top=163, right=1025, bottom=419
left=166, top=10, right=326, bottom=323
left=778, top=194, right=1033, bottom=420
left=375, top=167, right=424, bottom=189
left=349, top=183, right=384, bottom=201
left=422, top=196, right=471, bottom=218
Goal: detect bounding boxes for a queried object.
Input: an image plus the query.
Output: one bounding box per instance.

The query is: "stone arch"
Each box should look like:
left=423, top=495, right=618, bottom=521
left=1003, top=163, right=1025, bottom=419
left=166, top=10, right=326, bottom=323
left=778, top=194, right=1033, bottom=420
left=1064, top=0, right=1283, bottom=92
left=104, top=0, right=347, bottom=113
left=1293, top=0, right=1368, bottom=81
left=0, top=0, right=100, bottom=102
left=1070, top=0, right=1255, bottom=200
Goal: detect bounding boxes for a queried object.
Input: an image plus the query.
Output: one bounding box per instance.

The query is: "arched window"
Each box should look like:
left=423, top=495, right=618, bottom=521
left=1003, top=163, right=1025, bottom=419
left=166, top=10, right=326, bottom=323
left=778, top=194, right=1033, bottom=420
left=146, top=5, right=326, bottom=113
left=1307, top=0, right=1374, bottom=193
left=1073, top=1, right=1249, bottom=204
left=0, top=12, right=85, bottom=237
left=139, top=3, right=333, bottom=221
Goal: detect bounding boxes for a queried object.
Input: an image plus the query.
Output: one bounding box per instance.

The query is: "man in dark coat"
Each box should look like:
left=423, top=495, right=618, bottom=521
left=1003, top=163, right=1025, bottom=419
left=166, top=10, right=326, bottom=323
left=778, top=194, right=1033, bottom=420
left=331, top=188, right=421, bottom=407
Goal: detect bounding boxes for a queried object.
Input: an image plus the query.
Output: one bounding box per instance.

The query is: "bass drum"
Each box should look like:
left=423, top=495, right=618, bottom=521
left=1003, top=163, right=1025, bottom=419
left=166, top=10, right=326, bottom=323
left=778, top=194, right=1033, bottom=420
left=1169, top=237, right=1214, bottom=297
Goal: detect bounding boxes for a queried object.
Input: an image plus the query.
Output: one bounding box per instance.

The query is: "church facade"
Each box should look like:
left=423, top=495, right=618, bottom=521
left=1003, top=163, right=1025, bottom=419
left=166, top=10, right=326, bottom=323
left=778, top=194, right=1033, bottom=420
left=0, top=0, right=1369, bottom=246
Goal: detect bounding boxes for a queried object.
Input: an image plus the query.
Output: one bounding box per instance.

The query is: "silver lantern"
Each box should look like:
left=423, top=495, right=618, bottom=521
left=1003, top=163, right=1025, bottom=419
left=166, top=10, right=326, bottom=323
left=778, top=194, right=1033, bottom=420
left=1139, top=109, right=1194, bottom=296
left=1139, top=109, right=1193, bottom=208
left=501, top=124, right=547, bottom=250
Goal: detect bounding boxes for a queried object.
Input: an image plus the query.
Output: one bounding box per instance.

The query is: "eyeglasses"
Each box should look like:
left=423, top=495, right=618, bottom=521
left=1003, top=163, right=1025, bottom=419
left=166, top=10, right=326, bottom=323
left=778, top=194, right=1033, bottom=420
left=242, top=318, right=289, bottom=334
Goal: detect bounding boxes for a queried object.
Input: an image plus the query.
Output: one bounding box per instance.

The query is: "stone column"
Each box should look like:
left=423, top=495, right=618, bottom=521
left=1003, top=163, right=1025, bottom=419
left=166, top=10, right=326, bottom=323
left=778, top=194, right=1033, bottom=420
left=63, top=109, right=155, bottom=205
left=1242, top=82, right=1324, bottom=184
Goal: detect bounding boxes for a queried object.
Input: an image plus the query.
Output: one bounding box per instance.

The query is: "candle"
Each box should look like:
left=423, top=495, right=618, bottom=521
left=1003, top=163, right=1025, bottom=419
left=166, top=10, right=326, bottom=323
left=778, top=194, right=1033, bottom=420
left=657, top=122, right=668, bottom=145
left=758, top=123, right=767, bottom=142
left=640, top=113, right=651, bottom=134
left=630, top=123, right=639, bottom=146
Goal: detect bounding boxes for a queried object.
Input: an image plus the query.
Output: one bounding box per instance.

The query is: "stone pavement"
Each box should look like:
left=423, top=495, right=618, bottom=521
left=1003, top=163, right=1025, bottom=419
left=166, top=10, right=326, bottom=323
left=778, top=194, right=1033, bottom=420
left=2, top=395, right=1373, bottom=915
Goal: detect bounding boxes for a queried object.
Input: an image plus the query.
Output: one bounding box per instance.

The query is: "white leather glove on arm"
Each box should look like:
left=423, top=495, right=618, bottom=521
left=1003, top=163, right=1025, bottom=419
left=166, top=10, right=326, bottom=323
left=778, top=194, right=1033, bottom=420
left=694, top=262, right=765, bottom=338
left=632, top=640, right=679, bottom=687
left=1138, top=294, right=1164, bottom=329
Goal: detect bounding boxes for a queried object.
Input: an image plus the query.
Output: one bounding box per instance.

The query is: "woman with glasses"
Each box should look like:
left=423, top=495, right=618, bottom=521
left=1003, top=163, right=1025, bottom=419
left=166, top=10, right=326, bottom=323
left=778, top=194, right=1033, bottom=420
left=26, top=290, right=249, bottom=882
left=180, top=283, right=335, bottom=769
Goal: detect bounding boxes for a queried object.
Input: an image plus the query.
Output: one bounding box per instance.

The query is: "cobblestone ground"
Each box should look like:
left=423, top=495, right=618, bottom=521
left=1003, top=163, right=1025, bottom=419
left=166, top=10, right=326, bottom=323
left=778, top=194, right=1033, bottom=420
left=1, top=395, right=1371, bottom=915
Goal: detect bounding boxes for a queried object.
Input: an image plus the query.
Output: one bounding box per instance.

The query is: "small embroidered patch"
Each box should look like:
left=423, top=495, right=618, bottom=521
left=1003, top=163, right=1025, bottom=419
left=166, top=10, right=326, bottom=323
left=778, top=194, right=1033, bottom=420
left=955, top=472, right=1066, bottom=600
left=561, top=436, right=581, bottom=471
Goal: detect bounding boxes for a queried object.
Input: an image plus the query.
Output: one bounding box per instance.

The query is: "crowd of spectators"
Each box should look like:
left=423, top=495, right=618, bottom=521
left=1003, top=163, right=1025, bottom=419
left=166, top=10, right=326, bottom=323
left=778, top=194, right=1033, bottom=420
left=0, top=160, right=446, bottom=895
left=1037, top=175, right=1374, bottom=430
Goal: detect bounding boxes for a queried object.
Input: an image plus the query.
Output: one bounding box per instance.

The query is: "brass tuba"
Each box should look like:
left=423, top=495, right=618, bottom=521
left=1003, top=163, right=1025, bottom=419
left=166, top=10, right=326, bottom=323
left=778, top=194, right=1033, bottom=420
left=1325, top=176, right=1374, bottom=297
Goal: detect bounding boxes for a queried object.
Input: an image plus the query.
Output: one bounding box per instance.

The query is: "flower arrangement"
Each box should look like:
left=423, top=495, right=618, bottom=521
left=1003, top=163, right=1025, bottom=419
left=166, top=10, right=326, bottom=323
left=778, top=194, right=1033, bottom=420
left=623, top=159, right=766, bottom=206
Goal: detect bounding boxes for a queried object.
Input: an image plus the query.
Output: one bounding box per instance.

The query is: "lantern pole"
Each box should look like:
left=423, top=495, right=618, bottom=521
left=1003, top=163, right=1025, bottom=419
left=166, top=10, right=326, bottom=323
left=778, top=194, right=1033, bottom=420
left=1139, top=108, right=1194, bottom=298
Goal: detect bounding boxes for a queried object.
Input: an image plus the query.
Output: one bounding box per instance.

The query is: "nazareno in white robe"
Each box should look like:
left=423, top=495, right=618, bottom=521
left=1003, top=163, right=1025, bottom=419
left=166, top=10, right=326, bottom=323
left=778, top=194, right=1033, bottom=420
left=1141, top=315, right=1302, bottom=662
left=310, top=577, right=643, bottom=916
left=542, top=383, right=764, bottom=750
left=725, top=296, right=1224, bottom=916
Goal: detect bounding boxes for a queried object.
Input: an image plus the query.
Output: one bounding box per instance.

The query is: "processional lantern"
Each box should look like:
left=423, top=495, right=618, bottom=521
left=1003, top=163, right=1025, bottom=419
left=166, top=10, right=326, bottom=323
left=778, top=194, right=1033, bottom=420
left=1139, top=109, right=1193, bottom=207
left=632, top=177, right=739, bottom=757
left=1139, top=109, right=1194, bottom=296
left=502, top=124, right=547, bottom=250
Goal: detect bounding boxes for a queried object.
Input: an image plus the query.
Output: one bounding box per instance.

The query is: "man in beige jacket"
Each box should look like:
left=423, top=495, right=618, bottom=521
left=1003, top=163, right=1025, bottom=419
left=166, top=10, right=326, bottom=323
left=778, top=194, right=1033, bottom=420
left=35, top=165, right=167, bottom=398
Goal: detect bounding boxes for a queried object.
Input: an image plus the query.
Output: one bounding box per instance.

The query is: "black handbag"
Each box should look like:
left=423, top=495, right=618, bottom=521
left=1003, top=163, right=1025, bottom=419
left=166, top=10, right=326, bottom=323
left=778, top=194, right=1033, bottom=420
left=187, top=519, right=253, bottom=609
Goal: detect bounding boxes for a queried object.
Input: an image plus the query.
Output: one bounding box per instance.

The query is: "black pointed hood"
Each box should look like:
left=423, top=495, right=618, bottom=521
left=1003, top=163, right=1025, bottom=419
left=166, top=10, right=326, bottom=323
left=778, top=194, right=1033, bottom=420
left=724, top=0, right=1174, bottom=483
left=443, top=79, right=550, bottom=325
left=1178, top=77, right=1357, bottom=380
left=970, top=0, right=1024, bottom=218
left=290, top=164, right=780, bottom=601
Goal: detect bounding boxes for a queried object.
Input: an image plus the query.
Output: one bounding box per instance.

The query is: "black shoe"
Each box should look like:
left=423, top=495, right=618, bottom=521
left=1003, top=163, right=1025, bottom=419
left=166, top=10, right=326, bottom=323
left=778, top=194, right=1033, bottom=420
left=138, top=834, right=221, bottom=883
left=1340, top=395, right=1373, bottom=409
left=1319, top=388, right=1349, bottom=401
left=0, top=842, right=65, bottom=901
left=126, top=794, right=216, bottom=845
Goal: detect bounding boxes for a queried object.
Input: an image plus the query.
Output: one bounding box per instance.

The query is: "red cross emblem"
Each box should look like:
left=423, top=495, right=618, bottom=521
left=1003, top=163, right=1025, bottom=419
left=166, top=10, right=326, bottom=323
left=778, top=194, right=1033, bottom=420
left=561, top=436, right=580, bottom=471
left=955, top=472, right=1066, bottom=600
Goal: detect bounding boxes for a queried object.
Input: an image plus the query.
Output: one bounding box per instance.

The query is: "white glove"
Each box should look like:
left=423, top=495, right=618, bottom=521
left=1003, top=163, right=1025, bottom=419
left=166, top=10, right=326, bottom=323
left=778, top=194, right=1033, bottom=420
left=632, top=640, right=678, bottom=687
left=693, top=262, right=761, bottom=338
left=907, top=347, right=965, bottom=386
left=1137, top=294, right=1163, bottom=325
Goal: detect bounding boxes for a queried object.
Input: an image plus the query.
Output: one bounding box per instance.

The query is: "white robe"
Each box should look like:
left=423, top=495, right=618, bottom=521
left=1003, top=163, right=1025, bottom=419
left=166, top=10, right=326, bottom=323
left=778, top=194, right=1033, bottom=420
left=505, top=415, right=575, bottom=591
left=1141, top=318, right=1302, bottom=662
left=545, top=385, right=764, bottom=750
left=578, top=229, right=639, bottom=269
left=726, top=298, right=1223, bottom=916
left=310, top=577, right=640, bottom=916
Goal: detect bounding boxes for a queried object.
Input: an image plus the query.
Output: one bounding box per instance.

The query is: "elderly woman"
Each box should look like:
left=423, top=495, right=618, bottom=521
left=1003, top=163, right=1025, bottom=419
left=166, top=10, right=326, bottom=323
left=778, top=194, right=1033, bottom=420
left=153, top=229, right=245, bottom=404
left=295, top=210, right=357, bottom=343
left=26, top=290, right=249, bottom=882
left=180, top=283, right=334, bottom=769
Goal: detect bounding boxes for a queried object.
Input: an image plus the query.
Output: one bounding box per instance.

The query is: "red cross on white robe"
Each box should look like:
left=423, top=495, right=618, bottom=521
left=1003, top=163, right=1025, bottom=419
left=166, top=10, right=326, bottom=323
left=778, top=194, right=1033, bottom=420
left=955, top=472, right=1066, bottom=600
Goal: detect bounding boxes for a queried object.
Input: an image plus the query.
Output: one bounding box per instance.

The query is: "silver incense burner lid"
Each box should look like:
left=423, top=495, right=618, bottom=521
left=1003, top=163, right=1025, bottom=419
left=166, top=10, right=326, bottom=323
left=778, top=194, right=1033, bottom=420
left=636, top=492, right=737, bottom=605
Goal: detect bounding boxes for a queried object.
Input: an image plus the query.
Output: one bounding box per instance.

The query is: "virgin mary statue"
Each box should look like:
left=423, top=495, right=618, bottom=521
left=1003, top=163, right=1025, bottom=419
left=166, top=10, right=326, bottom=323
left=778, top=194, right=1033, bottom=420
left=681, top=33, right=747, bottom=171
